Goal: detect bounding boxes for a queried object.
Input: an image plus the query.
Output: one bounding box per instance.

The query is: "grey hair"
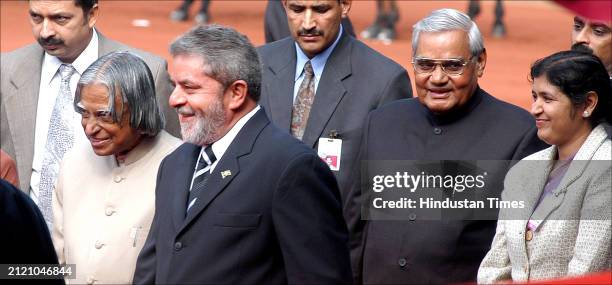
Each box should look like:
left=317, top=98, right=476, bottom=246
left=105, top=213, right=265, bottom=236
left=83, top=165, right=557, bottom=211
left=74, top=51, right=164, bottom=136
left=412, top=8, right=485, bottom=57
left=170, top=24, right=262, bottom=101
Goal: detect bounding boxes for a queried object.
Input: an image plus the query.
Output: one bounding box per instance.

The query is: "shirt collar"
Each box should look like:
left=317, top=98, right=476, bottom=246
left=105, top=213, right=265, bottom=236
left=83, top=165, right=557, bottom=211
left=207, top=105, right=262, bottom=165
left=41, top=28, right=99, bottom=84
left=294, top=25, right=344, bottom=82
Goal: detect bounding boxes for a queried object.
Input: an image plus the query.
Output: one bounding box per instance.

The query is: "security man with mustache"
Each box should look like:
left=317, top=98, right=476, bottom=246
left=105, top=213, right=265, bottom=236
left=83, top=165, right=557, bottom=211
left=258, top=0, right=413, bottom=205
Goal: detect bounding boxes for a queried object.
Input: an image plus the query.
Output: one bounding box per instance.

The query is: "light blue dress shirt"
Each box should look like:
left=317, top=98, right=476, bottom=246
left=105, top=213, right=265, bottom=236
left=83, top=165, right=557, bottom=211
left=292, top=25, right=344, bottom=102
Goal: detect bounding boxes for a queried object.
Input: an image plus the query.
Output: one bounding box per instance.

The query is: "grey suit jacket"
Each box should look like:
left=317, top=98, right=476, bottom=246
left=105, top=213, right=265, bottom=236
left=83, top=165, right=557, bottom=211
left=258, top=31, right=413, bottom=200
left=0, top=31, right=180, bottom=192
left=478, top=124, right=612, bottom=283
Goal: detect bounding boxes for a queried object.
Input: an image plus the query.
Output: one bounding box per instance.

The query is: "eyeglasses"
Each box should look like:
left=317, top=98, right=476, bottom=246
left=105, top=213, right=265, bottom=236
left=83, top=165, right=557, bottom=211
left=411, top=56, right=474, bottom=76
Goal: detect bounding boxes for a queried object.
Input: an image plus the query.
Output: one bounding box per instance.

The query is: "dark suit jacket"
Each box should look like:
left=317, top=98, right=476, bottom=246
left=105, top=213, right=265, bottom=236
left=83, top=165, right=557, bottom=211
left=264, top=0, right=355, bottom=43
left=0, top=179, right=63, bottom=284
left=346, top=88, right=547, bottom=284
left=258, top=31, right=412, bottom=201
left=0, top=31, right=180, bottom=193
left=134, top=109, right=352, bottom=284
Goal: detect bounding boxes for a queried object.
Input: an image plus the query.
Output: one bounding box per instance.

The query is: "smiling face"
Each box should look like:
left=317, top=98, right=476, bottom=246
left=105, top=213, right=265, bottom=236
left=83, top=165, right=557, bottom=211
left=283, top=0, right=351, bottom=58
left=413, top=30, right=486, bottom=114
left=29, top=0, right=97, bottom=63
left=78, top=84, right=142, bottom=160
left=530, top=76, right=592, bottom=147
left=169, top=54, right=229, bottom=146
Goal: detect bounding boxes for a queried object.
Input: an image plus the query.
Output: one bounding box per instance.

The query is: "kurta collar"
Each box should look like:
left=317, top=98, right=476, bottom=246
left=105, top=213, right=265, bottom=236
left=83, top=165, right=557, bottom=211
left=422, top=86, right=485, bottom=126
left=116, top=131, right=165, bottom=166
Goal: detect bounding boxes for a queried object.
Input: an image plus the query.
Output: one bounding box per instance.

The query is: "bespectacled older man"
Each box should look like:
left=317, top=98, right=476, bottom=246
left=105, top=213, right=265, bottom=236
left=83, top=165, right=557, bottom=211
left=345, top=8, right=547, bottom=284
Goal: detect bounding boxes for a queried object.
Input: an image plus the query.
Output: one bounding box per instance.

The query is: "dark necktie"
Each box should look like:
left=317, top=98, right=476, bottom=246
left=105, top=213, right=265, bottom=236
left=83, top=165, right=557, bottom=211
left=186, top=146, right=217, bottom=213
left=291, top=61, right=315, bottom=140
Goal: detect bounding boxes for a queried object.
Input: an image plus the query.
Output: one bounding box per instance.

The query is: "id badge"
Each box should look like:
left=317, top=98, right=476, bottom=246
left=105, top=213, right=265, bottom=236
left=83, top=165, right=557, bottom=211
left=318, top=138, right=342, bottom=171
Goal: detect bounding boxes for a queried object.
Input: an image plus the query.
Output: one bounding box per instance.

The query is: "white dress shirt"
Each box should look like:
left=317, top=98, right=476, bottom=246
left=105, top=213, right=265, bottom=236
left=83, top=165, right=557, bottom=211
left=189, top=105, right=262, bottom=190
left=30, top=30, right=99, bottom=204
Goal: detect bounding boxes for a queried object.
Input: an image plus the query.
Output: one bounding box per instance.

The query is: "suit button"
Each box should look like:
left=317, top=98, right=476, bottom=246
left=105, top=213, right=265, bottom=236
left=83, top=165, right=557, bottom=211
left=398, top=258, right=407, bottom=267
left=105, top=207, right=114, bottom=216
left=525, top=230, right=533, bottom=241
left=433, top=127, right=442, bottom=135
left=408, top=213, right=417, bottom=221
left=174, top=242, right=183, bottom=251
left=95, top=241, right=104, bottom=249
left=114, top=175, right=123, bottom=183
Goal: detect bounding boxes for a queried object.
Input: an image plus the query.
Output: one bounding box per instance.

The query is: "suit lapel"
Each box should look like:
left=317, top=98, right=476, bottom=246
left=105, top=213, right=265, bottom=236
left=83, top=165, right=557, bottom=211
left=302, top=34, right=352, bottom=147
left=5, top=45, right=44, bottom=190
left=170, top=144, right=201, bottom=233
left=177, top=109, right=270, bottom=236
left=266, top=40, right=297, bottom=131
left=96, top=31, right=123, bottom=57
left=529, top=128, right=608, bottom=228
left=531, top=125, right=609, bottom=227
left=513, top=149, right=555, bottom=222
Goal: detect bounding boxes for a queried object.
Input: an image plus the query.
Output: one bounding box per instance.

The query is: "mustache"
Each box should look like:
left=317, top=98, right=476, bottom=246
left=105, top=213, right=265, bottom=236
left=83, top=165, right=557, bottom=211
left=298, top=28, right=323, bottom=37
left=176, top=106, right=195, bottom=116
left=571, top=43, right=594, bottom=54
left=38, top=36, right=64, bottom=46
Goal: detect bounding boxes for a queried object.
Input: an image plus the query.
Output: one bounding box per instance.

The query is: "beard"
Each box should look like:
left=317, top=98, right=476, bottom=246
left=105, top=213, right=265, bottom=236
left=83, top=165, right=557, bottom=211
left=177, top=94, right=226, bottom=146
left=571, top=43, right=594, bottom=54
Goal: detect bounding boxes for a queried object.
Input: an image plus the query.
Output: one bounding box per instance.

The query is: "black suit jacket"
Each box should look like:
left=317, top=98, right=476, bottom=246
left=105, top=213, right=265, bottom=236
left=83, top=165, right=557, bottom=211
left=134, top=109, right=352, bottom=284
left=0, top=179, right=63, bottom=284
left=346, top=88, right=547, bottom=284
left=258, top=31, right=412, bottom=201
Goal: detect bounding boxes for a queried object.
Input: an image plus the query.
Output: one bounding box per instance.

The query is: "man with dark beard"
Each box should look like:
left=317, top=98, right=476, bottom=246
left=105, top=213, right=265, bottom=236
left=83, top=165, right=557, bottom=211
left=134, top=25, right=352, bottom=284
left=0, top=0, right=179, bottom=227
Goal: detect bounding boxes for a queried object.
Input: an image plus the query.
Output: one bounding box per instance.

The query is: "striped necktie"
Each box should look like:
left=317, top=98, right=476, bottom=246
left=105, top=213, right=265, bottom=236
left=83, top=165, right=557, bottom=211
left=186, top=146, right=217, bottom=213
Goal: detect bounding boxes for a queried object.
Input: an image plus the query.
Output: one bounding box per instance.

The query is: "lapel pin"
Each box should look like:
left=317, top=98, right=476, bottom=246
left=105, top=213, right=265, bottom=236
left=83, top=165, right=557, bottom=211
left=221, top=170, right=232, bottom=179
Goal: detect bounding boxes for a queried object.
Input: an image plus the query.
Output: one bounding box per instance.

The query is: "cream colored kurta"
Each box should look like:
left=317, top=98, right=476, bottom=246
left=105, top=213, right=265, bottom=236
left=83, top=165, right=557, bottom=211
left=52, top=131, right=180, bottom=284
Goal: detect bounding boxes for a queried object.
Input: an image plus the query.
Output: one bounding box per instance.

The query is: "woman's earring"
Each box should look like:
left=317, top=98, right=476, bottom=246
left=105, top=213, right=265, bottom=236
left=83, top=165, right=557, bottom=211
left=583, top=111, right=590, bottom=117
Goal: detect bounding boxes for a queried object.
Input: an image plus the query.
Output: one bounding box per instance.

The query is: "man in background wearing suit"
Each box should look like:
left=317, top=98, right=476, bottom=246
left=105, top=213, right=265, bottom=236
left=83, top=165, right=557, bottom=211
left=134, top=25, right=352, bottom=284
left=263, top=0, right=354, bottom=43
left=258, top=0, right=412, bottom=202
left=0, top=0, right=179, bottom=225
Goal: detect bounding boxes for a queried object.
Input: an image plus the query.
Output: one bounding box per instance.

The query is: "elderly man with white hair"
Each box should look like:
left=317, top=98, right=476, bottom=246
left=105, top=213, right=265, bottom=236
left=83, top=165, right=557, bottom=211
left=345, top=8, right=546, bottom=284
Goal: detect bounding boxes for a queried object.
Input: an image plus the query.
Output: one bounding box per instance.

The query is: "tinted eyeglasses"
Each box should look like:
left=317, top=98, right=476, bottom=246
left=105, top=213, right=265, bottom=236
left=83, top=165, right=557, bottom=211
left=412, top=56, right=474, bottom=76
